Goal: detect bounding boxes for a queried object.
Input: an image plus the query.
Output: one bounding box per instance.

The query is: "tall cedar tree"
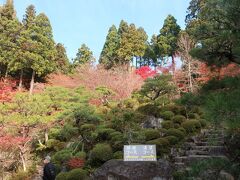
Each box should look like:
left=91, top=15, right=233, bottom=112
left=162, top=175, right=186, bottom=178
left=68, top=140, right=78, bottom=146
left=74, top=44, right=94, bottom=65
left=186, top=0, right=240, bottom=66
left=20, top=5, right=56, bottom=94
left=99, top=25, right=119, bottom=69
left=157, top=15, right=181, bottom=73
left=55, top=43, right=70, bottom=73
left=0, top=0, right=21, bottom=77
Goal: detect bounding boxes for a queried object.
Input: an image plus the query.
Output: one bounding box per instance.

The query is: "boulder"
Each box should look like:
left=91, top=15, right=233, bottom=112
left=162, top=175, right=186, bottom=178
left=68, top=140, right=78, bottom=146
left=92, top=159, right=174, bottom=180
left=142, top=116, right=164, bottom=129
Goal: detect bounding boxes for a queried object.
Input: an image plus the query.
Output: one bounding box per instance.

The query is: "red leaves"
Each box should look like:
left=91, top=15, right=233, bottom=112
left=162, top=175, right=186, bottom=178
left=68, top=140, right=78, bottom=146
left=0, top=79, right=17, bottom=102
left=0, top=135, right=30, bottom=151
left=67, top=157, right=85, bottom=169
left=135, top=66, right=157, bottom=79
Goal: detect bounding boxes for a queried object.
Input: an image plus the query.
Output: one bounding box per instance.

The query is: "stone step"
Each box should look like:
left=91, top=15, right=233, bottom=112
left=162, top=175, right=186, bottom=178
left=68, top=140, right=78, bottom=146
left=186, top=155, right=228, bottom=165
left=194, top=141, right=224, bottom=146
left=174, top=156, right=188, bottom=163
left=185, top=150, right=209, bottom=156
left=193, top=145, right=225, bottom=152
left=174, top=162, right=185, bottom=169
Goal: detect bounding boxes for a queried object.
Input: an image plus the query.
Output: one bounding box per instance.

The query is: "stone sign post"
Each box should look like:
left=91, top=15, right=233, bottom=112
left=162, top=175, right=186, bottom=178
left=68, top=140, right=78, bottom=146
left=124, top=145, right=157, bottom=161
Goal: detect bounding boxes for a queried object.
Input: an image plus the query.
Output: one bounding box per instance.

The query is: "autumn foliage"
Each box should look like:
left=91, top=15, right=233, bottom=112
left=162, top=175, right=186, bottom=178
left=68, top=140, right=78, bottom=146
left=135, top=66, right=157, bottom=79
left=67, top=158, right=85, bottom=169
left=0, top=79, right=17, bottom=102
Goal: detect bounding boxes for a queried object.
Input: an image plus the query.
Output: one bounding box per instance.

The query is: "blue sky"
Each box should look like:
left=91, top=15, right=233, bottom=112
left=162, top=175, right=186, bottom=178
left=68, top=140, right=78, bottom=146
left=1, top=0, right=191, bottom=60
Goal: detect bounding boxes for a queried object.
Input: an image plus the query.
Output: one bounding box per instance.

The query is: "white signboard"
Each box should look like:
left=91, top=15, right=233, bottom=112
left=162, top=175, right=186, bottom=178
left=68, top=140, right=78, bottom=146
left=124, top=145, right=157, bottom=161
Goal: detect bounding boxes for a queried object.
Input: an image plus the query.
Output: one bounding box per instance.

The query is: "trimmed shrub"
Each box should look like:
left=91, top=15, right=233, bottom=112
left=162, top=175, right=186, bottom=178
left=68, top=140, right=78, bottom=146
left=188, top=113, right=200, bottom=119
left=178, top=127, right=187, bottom=134
left=57, top=124, right=79, bottom=141
left=162, top=104, right=185, bottom=115
left=97, top=128, right=116, bottom=141
left=165, top=136, right=178, bottom=145
left=113, top=151, right=123, bottom=159
left=66, top=168, right=88, bottom=180
left=56, top=172, right=68, bottom=180
left=110, top=131, right=123, bottom=141
left=160, top=111, right=175, bottom=120
left=199, top=119, right=207, bottom=127
left=137, top=104, right=160, bottom=117
left=166, top=128, right=185, bottom=140
left=80, top=124, right=96, bottom=132
left=89, top=143, right=113, bottom=166
left=52, top=149, right=72, bottom=164
left=143, top=129, right=160, bottom=141
left=161, top=121, right=174, bottom=129
left=147, top=138, right=170, bottom=156
left=181, top=120, right=201, bottom=133
left=46, top=139, right=65, bottom=151
left=75, top=151, right=87, bottom=160
left=172, top=115, right=186, bottom=124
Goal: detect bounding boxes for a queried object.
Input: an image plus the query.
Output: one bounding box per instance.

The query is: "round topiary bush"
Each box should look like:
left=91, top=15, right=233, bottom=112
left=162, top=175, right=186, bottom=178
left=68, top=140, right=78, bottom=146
left=97, top=128, right=116, bottom=141
left=181, top=120, right=201, bottom=133
left=143, top=129, right=160, bottom=141
left=161, top=121, right=174, bottom=129
left=75, top=151, right=87, bottom=160
left=188, top=113, right=200, bottom=119
left=89, top=143, right=113, bottom=166
left=52, top=149, right=72, bottom=165
left=66, top=168, right=88, bottom=180
left=110, top=131, right=123, bottom=142
left=178, top=127, right=187, bottom=134
left=199, top=119, right=207, bottom=127
left=137, top=104, right=160, bottom=117
left=147, top=138, right=170, bottom=156
left=166, top=128, right=185, bottom=140
left=160, top=111, right=175, bottom=120
left=56, top=172, right=68, bottom=180
left=113, top=151, right=123, bottom=159
left=172, top=115, right=186, bottom=124
left=165, top=136, right=178, bottom=145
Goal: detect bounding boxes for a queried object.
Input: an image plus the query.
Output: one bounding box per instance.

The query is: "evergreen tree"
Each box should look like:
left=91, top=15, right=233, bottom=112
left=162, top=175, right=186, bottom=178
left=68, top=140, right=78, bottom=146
left=99, top=25, right=119, bottom=69
left=55, top=43, right=70, bottom=73
left=157, top=15, right=181, bottom=73
left=74, top=44, right=94, bottom=65
left=0, top=0, right=20, bottom=77
left=20, top=5, right=56, bottom=94
left=186, top=0, right=240, bottom=65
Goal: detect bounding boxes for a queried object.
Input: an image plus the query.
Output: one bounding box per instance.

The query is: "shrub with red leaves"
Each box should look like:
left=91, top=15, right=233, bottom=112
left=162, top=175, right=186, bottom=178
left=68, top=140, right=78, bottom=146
left=0, top=79, right=17, bottom=102
left=67, top=157, right=85, bottom=169
left=135, top=66, right=157, bottom=79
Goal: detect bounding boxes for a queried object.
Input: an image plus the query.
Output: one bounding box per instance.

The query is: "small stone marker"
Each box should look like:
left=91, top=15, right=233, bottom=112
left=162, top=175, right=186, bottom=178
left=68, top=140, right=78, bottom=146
left=124, top=145, right=157, bottom=161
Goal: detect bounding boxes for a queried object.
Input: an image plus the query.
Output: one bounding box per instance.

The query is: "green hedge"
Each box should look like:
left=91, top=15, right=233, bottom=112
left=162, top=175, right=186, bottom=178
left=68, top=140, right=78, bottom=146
left=165, top=136, right=178, bottom=145
left=56, top=172, right=68, bottom=180
left=147, top=138, right=170, bottom=156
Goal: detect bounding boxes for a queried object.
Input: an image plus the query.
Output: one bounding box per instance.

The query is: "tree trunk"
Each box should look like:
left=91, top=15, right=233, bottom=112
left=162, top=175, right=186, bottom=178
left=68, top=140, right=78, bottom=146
left=20, top=151, right=26, bottom=172
left=44, top=130, right=48, bottom=143
left=18, top=69, right=23, bottom=91
left=29, top=70, right=35, bottom=95
left=136, top=57, right=138, bottom=68
left=4, top=67, right=8, bottom=78
left=172, top=55, right=176, bottom=76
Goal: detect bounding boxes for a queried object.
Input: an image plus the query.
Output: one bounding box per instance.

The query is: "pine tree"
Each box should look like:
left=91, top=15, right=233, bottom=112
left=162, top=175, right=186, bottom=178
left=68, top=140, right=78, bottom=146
left=74, top=44, right=94, bottom=65
left=99, top=25, right=119, bottom=69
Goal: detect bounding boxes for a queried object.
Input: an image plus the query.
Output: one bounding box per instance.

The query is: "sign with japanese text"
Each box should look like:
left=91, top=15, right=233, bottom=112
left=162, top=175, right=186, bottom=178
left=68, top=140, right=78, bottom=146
left=124, top=145, right=157, bottom=161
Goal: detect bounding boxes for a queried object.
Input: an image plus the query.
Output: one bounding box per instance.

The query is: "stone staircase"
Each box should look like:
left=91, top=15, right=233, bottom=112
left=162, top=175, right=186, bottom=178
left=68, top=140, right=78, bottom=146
left=171, top=128, right=228, bottom=171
